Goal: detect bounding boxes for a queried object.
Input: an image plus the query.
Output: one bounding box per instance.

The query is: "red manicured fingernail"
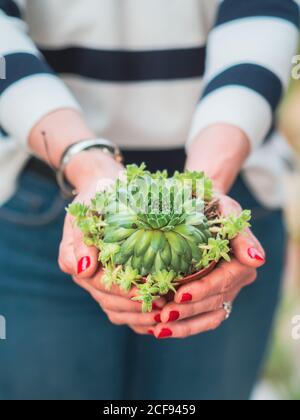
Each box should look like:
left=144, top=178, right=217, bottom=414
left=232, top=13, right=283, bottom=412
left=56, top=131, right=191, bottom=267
left=180, top=293, right=192, bottom=303
left=168, top=311, right=180, bottom=322
left=248, top=248, right=265, bottom=262
left=158, top=328, right=173, bottom=339
left=154, top=314, right=161, bottom=323
left=148, top=330, right=154, bottom=335
left=153, top=303, right=159, bottom=311
left=77, top=256, right=91, bottom=274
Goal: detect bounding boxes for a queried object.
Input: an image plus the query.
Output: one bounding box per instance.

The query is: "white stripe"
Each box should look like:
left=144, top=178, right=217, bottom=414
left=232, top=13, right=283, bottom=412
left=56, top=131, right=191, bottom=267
left=204, top=17, right=299, bottom=86
left=243, top=133, right=294, bottom=208
left=27, top=0, right=212, bottom=50
left=186, top=86, right=272, bottom=150
left=0, top=12, right=38, bottom=56
left=62, top=75, right=202, bottom=149
left=0, top=74, right=80, bottom=144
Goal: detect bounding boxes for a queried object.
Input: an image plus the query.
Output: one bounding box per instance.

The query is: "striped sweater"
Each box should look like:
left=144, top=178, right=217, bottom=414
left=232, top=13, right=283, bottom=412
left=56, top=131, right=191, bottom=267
left=0, top=0, right=299, bottom=207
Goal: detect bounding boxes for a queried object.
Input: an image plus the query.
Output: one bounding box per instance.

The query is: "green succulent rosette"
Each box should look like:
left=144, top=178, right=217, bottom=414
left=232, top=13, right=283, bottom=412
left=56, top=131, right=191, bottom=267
left=68, top=164, right=251, bottom=312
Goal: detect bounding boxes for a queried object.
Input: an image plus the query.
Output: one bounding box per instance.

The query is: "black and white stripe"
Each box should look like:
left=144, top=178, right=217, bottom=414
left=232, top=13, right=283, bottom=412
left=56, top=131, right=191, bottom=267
left=202, top=64, right=283, bottom=112
left=187, top=0, right=300, bottom=149
left=0, top=53, right=53, bottom=95
left=0, top=1, right=80, bottom=144
left=41, top=46, right=206, bottom=82
left=0, top=0, right=299, bottom=207
left=0, top=0, right=21, bottom=19
left=216, top=0, right=300, bottom=29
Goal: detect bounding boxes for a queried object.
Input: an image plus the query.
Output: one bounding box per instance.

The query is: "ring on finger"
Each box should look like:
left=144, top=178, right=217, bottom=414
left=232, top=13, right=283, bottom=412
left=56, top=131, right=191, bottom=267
left=223, top=302, right=233, bottom=320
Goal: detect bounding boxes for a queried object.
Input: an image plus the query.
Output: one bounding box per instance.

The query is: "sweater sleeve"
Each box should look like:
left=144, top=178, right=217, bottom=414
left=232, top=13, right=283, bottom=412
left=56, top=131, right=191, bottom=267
left=0, top=0, right=80, bottom=145
left=187, top=0, right=300, bottom=150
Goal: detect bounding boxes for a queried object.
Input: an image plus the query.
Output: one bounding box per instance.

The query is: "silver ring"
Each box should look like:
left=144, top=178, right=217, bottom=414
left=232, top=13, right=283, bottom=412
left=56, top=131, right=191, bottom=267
left=223, top=302, right=233, bottom=320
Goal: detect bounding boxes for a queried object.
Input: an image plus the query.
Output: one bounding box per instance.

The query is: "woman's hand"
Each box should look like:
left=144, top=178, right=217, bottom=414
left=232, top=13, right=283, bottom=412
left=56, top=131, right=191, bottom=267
left=145, top=195, right=265, bottom=339
left=186, top=124, right=250, bottom=194
left=128, top=124, right=265, bottom=338
left=127, top=123, right=263, bottom=338
left=58, top=149, right=166, bottom=329
left=28, top=109, right=165, bottom=329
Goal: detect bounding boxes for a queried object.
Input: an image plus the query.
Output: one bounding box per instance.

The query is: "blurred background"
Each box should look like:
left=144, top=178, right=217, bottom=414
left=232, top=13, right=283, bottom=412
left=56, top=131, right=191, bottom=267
left=253, top=65, right=300, bottom=401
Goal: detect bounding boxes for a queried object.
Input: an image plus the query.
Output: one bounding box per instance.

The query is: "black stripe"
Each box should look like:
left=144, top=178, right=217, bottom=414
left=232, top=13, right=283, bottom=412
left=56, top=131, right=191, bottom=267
left=0, top=53, right=53, bottom=95
left=216, top=0, right=300, bottom=28
left=264, top=121, right=276, bottom=144
left=0, top=0, right=21, bottom=19
left=40, top=46, right=206, bottom=82
left=202, top=64, right=283, bottom=111
left=0, top=126, right=8, bottom=137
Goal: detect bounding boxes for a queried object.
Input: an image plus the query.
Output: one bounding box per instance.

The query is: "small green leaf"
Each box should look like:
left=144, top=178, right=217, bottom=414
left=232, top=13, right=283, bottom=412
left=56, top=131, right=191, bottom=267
left=152, top=270, right=178, bottom=295
left=220, top=210, right=251, bottom=240
left=100, top=242, right=121, bottom=265
left=197, top=238, right=231, bottom=269
left=125, top=163, right=148, bottom=183
left=67, top=203, right=89, bottom=219
left=101, top=265, right=122, bottom=290
left=117, top=266, right=141, bottom=293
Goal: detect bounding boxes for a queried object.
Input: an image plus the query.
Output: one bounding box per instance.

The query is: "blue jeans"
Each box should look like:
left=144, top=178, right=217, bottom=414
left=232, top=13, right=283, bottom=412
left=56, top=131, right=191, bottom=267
left=0, top=150, right=286, bottom=400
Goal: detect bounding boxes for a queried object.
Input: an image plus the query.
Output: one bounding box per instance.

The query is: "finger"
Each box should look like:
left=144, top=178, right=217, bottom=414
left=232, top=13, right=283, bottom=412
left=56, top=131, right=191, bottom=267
left=58, top=216, right=78, bottom=274
left=88, top=288, right=148, bottom=313
left=218, top=195, right=266, bottom=268
left=175, top=259, right=256, bottom=304
left=74, top=272, right=167, bottom=309
left=130, top=325, right=152, bottom=336
left=218, top=194, right=243, bottom=216
left=74, top=273, right=135, bottom=299
left=161, top=287, right=241, bottom=323
left=74, top=275, right=145, bottom=312
left=105, top=310, right=160, bottom=327
left=231, top=228, right=265, bottom=268
left=91, top=289, right=144, bottom=313
left=71, top=218, right=99, bottom=278
left=153, top=309, right=226, bottom=339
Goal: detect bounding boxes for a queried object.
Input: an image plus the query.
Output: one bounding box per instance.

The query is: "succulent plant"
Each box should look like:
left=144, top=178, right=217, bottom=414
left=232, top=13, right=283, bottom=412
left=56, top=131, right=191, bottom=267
left=68, top=164, right=251, bottom=312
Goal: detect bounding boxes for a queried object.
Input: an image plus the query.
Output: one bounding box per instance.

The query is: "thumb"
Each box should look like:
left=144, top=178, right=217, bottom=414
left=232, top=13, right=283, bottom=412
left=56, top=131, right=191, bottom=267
left=73, top=224, right=99, bottom=278
left=231, top=228, right=266, bottom=268
left=218, top=194, right=266, bottom=269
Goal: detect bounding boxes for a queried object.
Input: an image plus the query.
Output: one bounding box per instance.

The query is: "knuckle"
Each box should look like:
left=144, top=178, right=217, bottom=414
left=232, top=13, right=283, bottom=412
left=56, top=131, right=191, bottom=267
left=90, top=289, right=103, bottom=305
left=221, top=269, right=235, bottom=293
left=58, top=257, right=70, bottom=274
left=107, top=313, right=115, bottom=324
left=181, top=325, right=192, bottom=338
left=57, top=257, right=65, bottom=272
left=181, top=280, right=201, bottom=295
left=223, top=196, right=242, bottom=213
left=98, top=293, right=109, bottom=306
left=130, top=326, right=139, bottom=334
left=230, top=198, right=242, bottom=212
left=140, top=315, right=153, bottom=326
left=101, top=307, right=110, bottom=317
left=106, top=302, right=119, bottom=312
left=108, top=314, right=124, bottom=326
left=214, top=294, right=224, bottom=310
left=246, top=271, right=257, bottom=286
left=131, top=326, right=145, bottom=335
left=208, top=316, right=222, bottom=331
left=189, top=305, right=200, bottom=318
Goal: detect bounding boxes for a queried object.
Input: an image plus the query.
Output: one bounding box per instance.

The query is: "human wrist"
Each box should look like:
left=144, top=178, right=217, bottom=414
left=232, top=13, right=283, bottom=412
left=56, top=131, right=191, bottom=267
left=28, top=108, right=95, bottom=168
left=186, top=124, right=250, bottom=194
left=65, top=149, right=124, bottom=192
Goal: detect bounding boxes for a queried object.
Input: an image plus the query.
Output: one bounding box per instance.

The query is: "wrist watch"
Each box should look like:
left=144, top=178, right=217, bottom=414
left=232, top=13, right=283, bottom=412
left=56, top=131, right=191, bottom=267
left=56, top=138, right=123, bottom=197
